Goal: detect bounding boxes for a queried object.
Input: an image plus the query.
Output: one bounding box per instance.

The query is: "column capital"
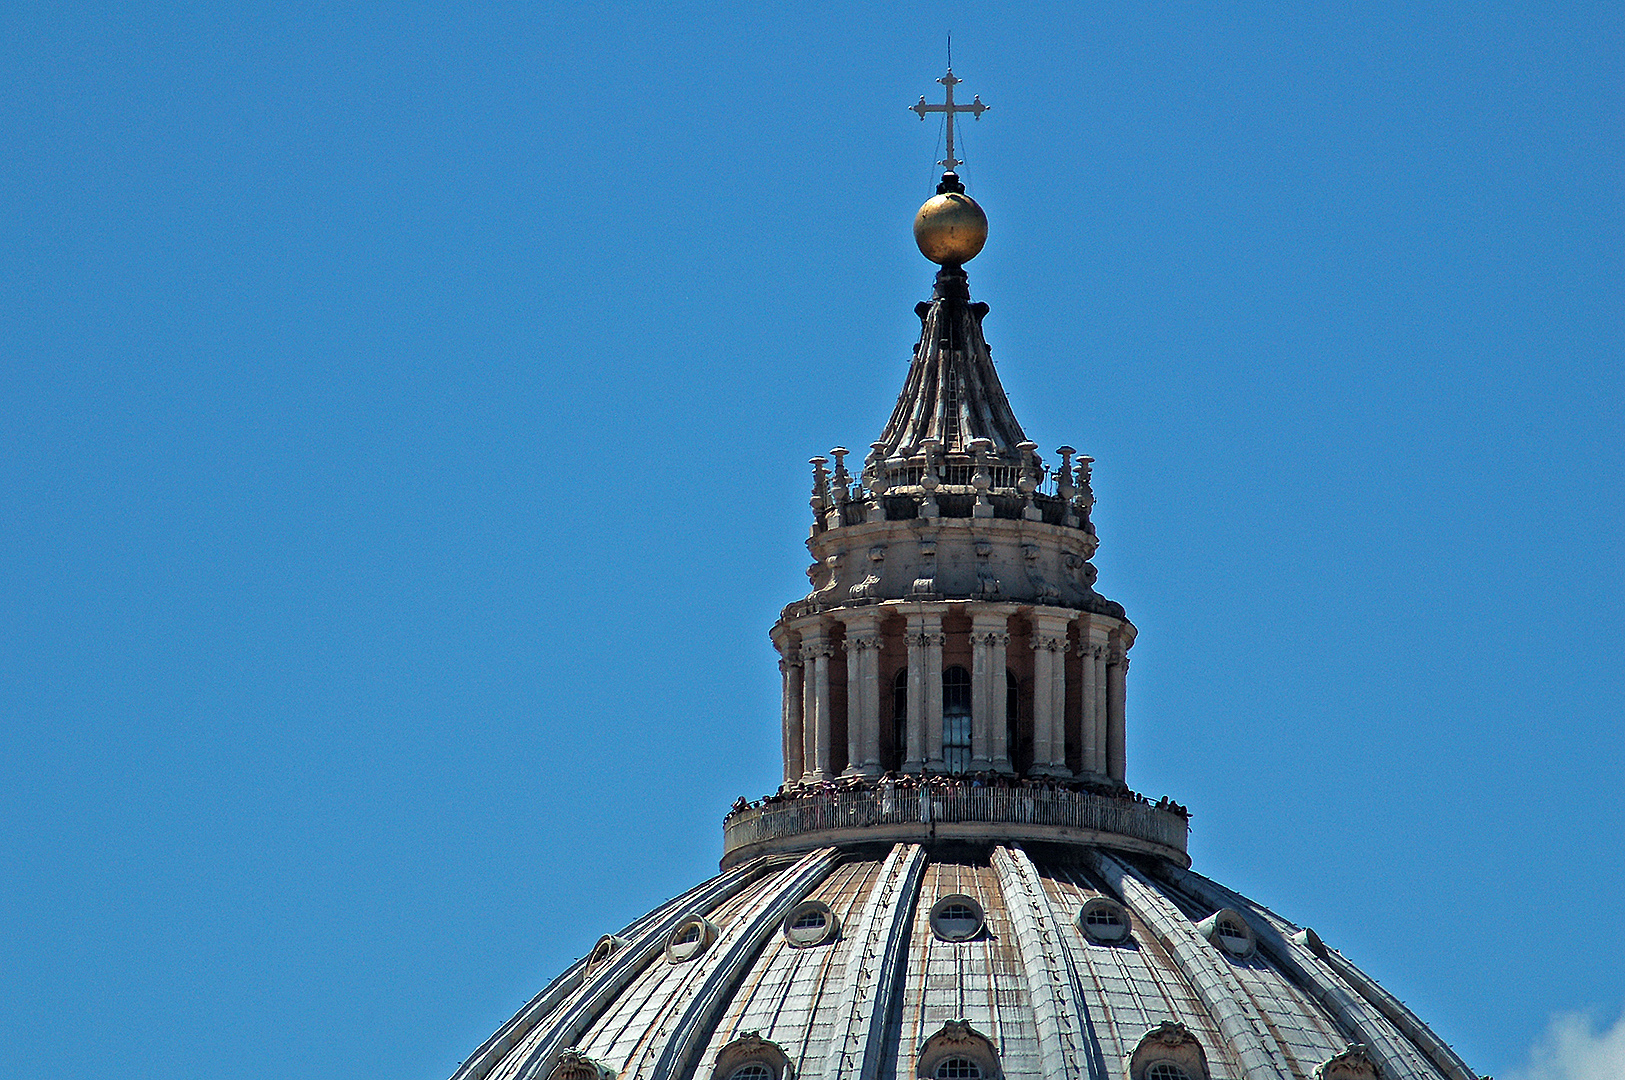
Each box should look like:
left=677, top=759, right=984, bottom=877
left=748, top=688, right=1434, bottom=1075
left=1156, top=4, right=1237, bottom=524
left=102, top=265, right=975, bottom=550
left=843, top=634, right=882, bottom=652
left=1031, top=633, right=1066, bottom=652
left=801, top=641, right=837, bottom=659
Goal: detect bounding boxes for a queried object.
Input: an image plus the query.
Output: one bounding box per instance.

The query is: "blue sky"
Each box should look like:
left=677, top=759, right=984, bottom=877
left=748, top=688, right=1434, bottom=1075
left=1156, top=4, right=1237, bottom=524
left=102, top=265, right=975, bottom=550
left=1, top=3, right=1620, bottom=1078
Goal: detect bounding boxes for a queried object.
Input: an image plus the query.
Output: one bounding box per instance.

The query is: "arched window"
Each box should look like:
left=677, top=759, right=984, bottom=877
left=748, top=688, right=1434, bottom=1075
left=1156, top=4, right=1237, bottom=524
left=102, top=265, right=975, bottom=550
left=892, top=667, right=909, bottom=767
left=936, top=1059, right=982, bottom=1079
left=1144, top=1065, right=1190, bottom=1080
left=729, top=1066, right=773, bottom=1080
left=942, top=665, right=972, bottom=773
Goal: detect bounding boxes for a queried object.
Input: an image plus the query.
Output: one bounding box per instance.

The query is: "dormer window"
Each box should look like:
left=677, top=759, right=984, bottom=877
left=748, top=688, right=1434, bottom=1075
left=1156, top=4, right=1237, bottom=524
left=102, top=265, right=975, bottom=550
left=665, top=915, right=720, bottom=964
left=1197, top=908, right=1256, bottom=959
left=935, top=1058, right=982, bottom=1079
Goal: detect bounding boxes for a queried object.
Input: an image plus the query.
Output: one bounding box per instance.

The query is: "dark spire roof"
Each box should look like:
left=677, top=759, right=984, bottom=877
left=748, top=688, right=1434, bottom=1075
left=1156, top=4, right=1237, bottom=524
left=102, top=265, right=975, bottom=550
left=873, top=264, right=1028, bottom=462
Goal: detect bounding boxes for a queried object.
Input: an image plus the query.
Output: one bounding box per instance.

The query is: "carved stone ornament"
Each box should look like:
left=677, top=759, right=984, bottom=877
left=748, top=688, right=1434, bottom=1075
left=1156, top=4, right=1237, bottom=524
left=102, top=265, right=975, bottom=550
left=1126, top=1020, right=1210, bottom=1080
left=916, top=1019, right=1001, bottom=1079
left=713, top=1031, right=795, bottom=1080
left=1064, top=551, right=1100, bottom=588
left=850, top=544, right=886, bottom=600
left=1315, top=1044, right=1381, bottom=1080
left=548, top=1048, right=617, bottom=1080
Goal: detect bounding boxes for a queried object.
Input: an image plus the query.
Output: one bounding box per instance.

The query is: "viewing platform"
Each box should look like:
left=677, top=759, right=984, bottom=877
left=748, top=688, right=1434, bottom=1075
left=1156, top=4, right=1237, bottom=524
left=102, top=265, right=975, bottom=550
left=720, top=780, right=1189, bottom=869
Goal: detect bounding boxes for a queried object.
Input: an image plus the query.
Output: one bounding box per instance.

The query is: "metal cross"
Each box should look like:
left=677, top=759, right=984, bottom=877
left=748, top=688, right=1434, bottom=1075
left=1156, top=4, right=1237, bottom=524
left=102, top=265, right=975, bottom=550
left=910, top=69, right=989, bottom=172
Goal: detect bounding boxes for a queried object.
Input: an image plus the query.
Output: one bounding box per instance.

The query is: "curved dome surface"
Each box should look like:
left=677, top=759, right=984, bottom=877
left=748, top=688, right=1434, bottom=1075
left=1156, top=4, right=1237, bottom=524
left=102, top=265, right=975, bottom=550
left=452, top=76, right=1483, bottom=1080
left=452, top=843, right=1477, bottom=1080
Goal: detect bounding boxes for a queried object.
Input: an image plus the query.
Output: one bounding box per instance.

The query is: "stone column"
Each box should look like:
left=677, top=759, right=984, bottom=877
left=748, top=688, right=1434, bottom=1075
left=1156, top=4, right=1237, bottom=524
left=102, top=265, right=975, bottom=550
left=970, top=609, right=1011, bottom=773
left=1106, top=644, right=1129, bottom=783
left=780, top=652, right=805, bottom=785
left=1076, top=639, right=1098, bottom=780
left=800, top=622, right=834, bottom=782
left=908, top=609, right=945, bottom=772
left=842, top=610, right=883, bottom=777
left=1029, top=610, right=1072, bottom=776
left=903, top=618, right=927, bottom=774
left=1093, top=645, right=1109, bottom=776
left=988, top=626, right=1011, bottom=773
left=1078, top=618, right=1110, bottom=779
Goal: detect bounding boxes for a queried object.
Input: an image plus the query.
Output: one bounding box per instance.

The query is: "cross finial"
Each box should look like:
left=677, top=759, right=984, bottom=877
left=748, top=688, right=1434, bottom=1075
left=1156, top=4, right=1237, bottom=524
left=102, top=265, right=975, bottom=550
left=910, top=68, right=989, bottom=174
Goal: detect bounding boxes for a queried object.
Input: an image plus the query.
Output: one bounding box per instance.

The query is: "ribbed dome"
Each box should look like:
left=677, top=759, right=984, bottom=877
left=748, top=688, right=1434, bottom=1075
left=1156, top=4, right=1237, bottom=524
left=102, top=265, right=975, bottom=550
left=450, top=72, right=1484, bottom=1080
left=452, top=843, right=1477, bottom=1080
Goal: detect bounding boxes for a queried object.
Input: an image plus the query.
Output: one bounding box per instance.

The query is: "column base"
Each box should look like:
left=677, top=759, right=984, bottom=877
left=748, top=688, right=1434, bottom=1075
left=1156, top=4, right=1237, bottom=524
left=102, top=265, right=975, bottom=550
left=969, top=757, right=994, bottom=773
left=1028, top=764, right=1074, bottom=779
left=902, top=760, right=924, bottom=774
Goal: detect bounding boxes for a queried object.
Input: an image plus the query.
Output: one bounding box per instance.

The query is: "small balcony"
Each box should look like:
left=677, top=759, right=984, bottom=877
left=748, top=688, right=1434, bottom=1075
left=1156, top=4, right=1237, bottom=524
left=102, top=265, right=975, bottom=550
left=721, top=782, right=1189, bottom=869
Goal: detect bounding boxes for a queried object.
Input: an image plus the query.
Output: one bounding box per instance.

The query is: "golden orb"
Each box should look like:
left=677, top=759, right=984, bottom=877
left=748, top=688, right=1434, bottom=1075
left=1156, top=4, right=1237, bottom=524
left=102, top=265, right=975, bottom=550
left=913, top=191, right=988, bottom=264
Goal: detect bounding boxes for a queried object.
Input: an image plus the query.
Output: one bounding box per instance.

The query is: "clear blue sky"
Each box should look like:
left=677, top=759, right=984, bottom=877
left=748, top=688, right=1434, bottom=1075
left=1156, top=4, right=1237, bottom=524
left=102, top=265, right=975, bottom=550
left=2, top=4, right=1620, bottom=1079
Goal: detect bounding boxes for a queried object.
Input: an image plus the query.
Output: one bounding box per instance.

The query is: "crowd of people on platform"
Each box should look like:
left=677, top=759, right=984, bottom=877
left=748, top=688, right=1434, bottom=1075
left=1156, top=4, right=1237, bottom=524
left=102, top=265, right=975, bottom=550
left=726, top=770, right=1189, bottom=820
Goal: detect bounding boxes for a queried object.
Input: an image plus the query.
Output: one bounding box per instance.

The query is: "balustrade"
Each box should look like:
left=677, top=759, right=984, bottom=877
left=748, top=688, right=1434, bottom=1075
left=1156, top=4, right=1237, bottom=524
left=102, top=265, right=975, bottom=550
left=722, top=783, right=1188, bottom=864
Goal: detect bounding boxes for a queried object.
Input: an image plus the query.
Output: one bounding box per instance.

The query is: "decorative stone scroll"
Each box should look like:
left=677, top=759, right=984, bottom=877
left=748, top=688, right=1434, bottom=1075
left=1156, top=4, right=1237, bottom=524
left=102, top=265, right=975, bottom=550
left=1315, top=1045, right=1381, bottom=1080
left=548, top=1048, right=617, bottom=1080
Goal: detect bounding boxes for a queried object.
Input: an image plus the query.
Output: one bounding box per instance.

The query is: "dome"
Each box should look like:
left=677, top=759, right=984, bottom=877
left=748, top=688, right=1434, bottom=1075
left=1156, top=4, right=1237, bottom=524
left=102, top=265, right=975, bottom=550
left=453, top=841, right=1476, bottom=1080
left=450, top=70, right=1483, bottom=1080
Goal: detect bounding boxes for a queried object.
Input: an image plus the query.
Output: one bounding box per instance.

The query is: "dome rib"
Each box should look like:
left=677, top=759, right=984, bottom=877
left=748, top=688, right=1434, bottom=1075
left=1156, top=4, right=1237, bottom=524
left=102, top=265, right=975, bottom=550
left=819, top=843, right=928, bottom=1079
left=458, top=848, right=1482, bottom=1080
left=990, top=845, right=1097, bottom=1080
left=1089, top=850, right=1295, bottom=1080
left=648, top=848, right=841, bottom=1080
left=451, top=864, right=767, bottom=1080
left=464, top=856, right=782, bottom=1080
left=1161, top=864, right=1465, bottom=1080
left=874, top=272, right=1027, bottom=462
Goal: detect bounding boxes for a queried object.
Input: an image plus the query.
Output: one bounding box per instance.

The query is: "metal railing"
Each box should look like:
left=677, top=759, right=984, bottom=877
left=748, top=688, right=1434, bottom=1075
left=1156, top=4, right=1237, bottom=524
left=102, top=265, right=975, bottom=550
left=723, top=785, right=1188, bottom=857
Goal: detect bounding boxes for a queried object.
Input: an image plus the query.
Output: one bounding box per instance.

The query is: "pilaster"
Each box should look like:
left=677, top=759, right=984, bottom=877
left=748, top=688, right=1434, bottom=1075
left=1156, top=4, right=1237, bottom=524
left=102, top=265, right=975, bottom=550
left=1029, top=609, right=1073, bottom=777
left=800, top=622, right=836, bottom=782
left=970, top=606, right=1016, bottom=773
left=907, top=610, right=946, bottom=772
left=1106, top=640, right=1129, bottom=784
left=841, top=609, right=883, bottom=777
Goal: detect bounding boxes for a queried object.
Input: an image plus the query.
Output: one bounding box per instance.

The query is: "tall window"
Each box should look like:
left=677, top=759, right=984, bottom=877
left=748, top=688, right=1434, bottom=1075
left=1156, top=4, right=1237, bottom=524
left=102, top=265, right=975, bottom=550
left=942, top=665, right=972, bottom=773
left=1005, top=668, right=1019, bottom=767
left=892, top=668, right=909, bottom=768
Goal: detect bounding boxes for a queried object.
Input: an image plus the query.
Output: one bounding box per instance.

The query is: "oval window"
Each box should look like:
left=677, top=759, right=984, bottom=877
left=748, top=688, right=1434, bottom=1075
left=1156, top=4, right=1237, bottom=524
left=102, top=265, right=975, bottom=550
left=664, top=915, right=718, bottom=964
left=929, top=893, right=985, bottom=942
left=782, top=899, right=839, bottom=947
left=1077, top=897, right=1131, bottom=944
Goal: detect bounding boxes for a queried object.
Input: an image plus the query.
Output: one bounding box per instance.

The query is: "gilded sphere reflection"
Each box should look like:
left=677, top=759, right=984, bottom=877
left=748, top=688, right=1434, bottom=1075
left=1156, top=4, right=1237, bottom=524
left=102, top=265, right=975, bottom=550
left=913, top=192, right=988, bottom=264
